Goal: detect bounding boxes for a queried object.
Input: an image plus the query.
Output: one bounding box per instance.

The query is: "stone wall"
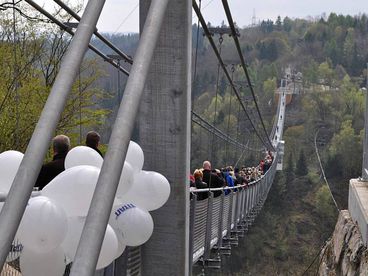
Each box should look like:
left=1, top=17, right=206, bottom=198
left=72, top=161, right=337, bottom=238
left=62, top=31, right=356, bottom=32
left=318, top=210, right=368, bottom=275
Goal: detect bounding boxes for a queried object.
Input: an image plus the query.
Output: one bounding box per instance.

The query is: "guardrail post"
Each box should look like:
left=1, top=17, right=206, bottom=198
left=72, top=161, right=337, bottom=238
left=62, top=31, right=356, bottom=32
left=223, top=190, right=236, bottom=246
left=216, top=191, right=224, bottom=250
left=250, top=183, right=256, bottom=223
left=189, top=194, right=196, bottom=274
left=203, top=192, right=221, bottom=269
left=245, top=185, right=250, bottom=228
left=229, top=191, right=239, bottom=247
left=204, top=192, right=213, bottom=261
left=233, top=191, right=239, bottom=229
left=219, top=192, right=231, bottom=255
left=256, top=181, right=260, bottom=207
left=237, top=189, right=245, bottom=237
left=240, top=187, right=246, bottom=221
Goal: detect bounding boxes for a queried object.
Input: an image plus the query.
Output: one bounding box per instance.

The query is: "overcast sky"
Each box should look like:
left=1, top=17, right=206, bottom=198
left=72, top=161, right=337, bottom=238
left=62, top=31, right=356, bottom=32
left=35, top=0, right=368, bottom=34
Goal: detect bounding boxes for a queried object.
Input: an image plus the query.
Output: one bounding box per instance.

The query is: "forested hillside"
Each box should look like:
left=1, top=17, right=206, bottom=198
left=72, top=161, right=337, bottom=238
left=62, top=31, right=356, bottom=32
left=188, top=14, right=368, bottom=275
left=1, top=6, right=368, bottom=274
left=96, top=14, right=368, bottom=275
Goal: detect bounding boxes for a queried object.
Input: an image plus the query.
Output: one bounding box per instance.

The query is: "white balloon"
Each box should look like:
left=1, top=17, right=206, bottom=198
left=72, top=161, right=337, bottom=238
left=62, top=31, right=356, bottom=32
left=123, top=171, right=171, bottom=211
left=20, top=246, right=66, bottom=276
left=6, top=238, right=23, bottom=262
left=42, top=165, right=100, bottom=216
left=114, top=229, right=126, bottom=259
left=97, top=224, right=119, bottom=270
left=110, top=203, right=153, bottom=246
left=126, top=141, right=144, bottom=172
left=0, top=150, right=23, bottom=193
left=61, top=218, right=120, bottom=268
left=17, top=196, right=67, bottom=253
left=115, top=162, right=134, bottom=199
left=61, top=216, right=85, bottom=263
left=65, top=146, right=103, bottom=169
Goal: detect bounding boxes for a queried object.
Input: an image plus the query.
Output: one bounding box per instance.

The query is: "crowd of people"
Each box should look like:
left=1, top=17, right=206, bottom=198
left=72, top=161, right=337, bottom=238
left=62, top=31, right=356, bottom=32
left=34, top=131, right=102, bottom=190
left=189, top=151, right=274, bottom=200
left=34, top=130, right=274, bottom=201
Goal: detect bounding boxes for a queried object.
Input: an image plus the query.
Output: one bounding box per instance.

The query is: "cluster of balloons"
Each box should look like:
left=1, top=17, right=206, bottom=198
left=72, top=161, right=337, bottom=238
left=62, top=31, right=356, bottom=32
left=0, top=141, right=171, bottom=275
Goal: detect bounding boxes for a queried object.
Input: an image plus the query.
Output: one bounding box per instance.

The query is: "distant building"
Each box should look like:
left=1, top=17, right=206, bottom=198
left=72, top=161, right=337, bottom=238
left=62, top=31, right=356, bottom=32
left=275, top=66, right=303, bottom=95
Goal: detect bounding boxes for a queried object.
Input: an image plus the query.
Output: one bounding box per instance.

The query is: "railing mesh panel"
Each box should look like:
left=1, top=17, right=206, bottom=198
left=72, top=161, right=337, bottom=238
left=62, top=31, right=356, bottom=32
left=210, top=196, right=222, bottom=241
left=192, top=198, right=208, bottom=253
left=222, top=195, right=230, bottom=234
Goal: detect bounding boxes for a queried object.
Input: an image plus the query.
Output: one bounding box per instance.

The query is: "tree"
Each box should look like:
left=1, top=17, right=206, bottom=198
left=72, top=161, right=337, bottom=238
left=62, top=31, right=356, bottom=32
left=317, top=61, right=335, bottom=86
left=324, top=39, right=340, bottom=65
left=283, top=17, right=292, bottom=32
left=328, top=120, right=362, bottom=178
left=262, top=77, right=277, bottom=108
left=0, top=2, right=108, bottom=152
left=315, top=185, right=336, bottom=222
left=296, top=149, right=308, bottom=176
left=343, top=28, right=355, bottom=69
left=276, top=16, right=282, bottom=30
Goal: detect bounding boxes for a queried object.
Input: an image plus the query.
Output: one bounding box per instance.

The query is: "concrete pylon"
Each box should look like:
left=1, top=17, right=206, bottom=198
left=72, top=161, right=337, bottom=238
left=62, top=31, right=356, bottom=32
left=138, top=1, right=191, bottom=275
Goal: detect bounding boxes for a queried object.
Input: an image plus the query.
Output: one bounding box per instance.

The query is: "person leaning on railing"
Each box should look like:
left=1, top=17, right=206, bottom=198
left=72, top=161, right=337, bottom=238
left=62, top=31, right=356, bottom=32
left=202, top=161, right=225, bottom=197
left=193, top=169, right=208, bottom=200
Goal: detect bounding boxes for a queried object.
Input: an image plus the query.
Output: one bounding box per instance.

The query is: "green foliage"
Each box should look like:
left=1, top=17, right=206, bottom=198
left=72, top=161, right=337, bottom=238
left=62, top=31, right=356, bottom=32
left=318, top=62, right=335, bottom=85
left=0, top=4, right=108, bottom=152
left=260, top=19, right=274, bottom=33
left=328, top=120, right=362, bottom=178
left=190, top=13, right=368, bottom=274
left=315, top=185, right=336, bottom=220
left=284, top=125, right=305, bottom=159
left=283, top=17, right=293, bottom=32
left=296, top=149, right=308, bottom=176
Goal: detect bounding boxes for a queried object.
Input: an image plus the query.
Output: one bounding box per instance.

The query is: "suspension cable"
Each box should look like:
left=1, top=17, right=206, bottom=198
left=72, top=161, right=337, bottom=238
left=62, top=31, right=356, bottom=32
left=210, top=35, right=223, bottom=166
left=53, top=0, right=133, bottom=64
left=12, top=0, right=20, bottom=149
left=225, top=64, right=236, bottom=165
left=191, top=0, right=202, bottom=164
left=314, top=129, right=340, bottom=211
left=192, top=111, right=263, bottom=152
left=24, top=0, right=130, bottom=76
left=221, top=0, right=274, bottom=150
left=192, top=0, right=270, bottom=151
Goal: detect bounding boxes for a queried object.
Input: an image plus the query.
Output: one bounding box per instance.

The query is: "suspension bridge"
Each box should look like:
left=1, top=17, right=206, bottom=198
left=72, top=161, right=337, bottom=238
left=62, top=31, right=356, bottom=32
left=0, top=0, right=294, bottom=275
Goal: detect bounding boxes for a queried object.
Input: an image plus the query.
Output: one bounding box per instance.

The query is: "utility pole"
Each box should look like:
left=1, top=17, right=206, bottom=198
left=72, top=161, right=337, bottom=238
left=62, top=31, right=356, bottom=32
left=362, top=62, right=368, bottom=181
left=251, top=8, right=257, bottom=27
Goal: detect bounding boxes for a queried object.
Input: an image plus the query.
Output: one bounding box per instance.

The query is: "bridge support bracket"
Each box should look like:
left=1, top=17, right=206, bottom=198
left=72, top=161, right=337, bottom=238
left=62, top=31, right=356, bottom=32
left=204, top=257, right=221, bottom=269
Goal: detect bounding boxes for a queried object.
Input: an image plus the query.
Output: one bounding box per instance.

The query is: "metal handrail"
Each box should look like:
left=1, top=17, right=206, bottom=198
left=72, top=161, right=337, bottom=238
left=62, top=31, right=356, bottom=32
left=190, top=154, right=278, bottom=267
left=190, top=164, right=276, bottom=193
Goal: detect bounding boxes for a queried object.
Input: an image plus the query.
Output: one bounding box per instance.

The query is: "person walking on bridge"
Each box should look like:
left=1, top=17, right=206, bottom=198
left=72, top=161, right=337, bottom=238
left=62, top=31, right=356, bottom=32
left=202, top=161, right=224, bottom=197
left=35, top=134, right=70, bottom=190
left=86, top=131, right=103, bottom=157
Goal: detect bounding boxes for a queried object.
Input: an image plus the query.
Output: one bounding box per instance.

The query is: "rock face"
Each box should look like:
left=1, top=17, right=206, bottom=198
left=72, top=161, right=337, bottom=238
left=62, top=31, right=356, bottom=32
left=318, top=210, right=368, bottom=275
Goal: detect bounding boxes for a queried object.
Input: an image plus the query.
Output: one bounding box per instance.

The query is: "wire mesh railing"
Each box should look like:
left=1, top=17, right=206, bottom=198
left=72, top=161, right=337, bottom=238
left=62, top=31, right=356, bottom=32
left=0, top=156, right=278, bottom=275
left=189, top=155, right=278, bottom=267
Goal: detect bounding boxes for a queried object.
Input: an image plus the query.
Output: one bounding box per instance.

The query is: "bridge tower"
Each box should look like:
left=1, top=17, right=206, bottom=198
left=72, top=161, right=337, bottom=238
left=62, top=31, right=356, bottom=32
left=139, top=1, right=191, bottom=275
